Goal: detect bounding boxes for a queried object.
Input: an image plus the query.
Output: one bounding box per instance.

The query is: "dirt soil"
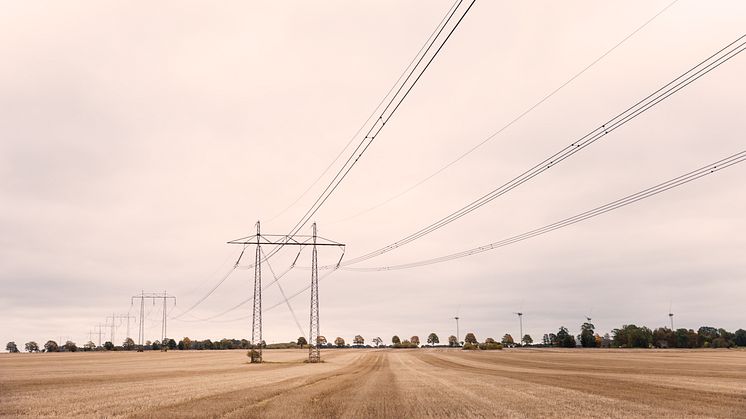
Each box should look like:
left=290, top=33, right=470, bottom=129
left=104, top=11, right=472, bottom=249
left=1, top=348, right=744, bottom=418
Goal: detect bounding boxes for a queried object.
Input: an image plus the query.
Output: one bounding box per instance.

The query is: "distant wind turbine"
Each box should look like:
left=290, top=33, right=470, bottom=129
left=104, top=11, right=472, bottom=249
left=668, top=302, right=674, bottom=330
left=514, top=312, right=523, bottom=346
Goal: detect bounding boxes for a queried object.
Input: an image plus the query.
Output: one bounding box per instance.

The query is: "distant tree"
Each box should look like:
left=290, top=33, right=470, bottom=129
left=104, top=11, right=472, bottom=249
left=652, top=327, right=676, bottom=348
left=219, top=338, right=233, bottom=350
left=543, top=333, right=559, bottom=347
left=612, top=325, right=652, bottom=348
left=522, top=334, right=533, bottom=346
left=556, top=327, right=576, bottom=348
left=479, top=339, right=503, bottom=350
left=6, top=342, right=19, bottom=353
left=44, top=340, right=59, bottom=353
left=177, top=340, right=185, bottom=350
left=25, top=341, right=39, bottom=353
left=372, top=337, right=383, bottom=347
left=334, top=337, right=345, bottom=347
left=735, top=329, right=746, bottom=347
left=260, top=340, right=266, bottom=349
left=63, top=341, right=78, bottom=352
left=83, top=341, right=96, bottom=351
left=673, top=328, right=690, bottom=348
left=152, top=340, right=161, bottom=351
left=600, top=333, right=612, bottom=348
left=297, top=337, right=308, bottom=347
left=103, top=341, right=114, bottom=350
left=240, top=339, right=250, bottom=349
left=427, top=333, right=439, bottom=346
left=353, top=335, right=365, bottom=346
left=410, top=336, right=420, bottom=346
left=501, top=334, right=514, bottom=346
left=448, top=335, right=458, bottom=347
left=391, top=335, right=401, bottom=345
left=594, top=334, right=602, bottom=347
left=317, top=336, right=327, bottom=346
left=548, top=333, right=558, bottom=347
left=697, top=326, right=719, bottom=347
left=402, top=340, right=418, bottom=348
left=182, top=337, right=192, bottom=350
left=464, top=333, right=477, bottom=345
left=167, top=339, right=177, bottom=350
left=123, top=338, right=135, bottom=351
left=579, top=322, right=596, bottom=348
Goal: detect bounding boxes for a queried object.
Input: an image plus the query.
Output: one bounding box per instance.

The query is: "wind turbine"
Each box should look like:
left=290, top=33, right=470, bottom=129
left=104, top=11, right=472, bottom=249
left=668, top=302, right=674, bottom=330
left=453, top=305, right=461, bottom=346
left=514, top=312, right=523, bottom=346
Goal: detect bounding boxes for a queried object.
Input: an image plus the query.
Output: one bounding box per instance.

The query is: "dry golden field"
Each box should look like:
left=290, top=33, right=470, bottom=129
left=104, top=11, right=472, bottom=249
left=1, top=348, right=745, bottom=418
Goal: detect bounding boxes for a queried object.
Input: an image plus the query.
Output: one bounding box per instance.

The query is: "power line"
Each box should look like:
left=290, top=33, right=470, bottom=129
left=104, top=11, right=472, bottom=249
left=262, top=247, right=305, bottom=338
left=266, top=0, right=464, bottom=222
left=172, top=4, right=475, bottom=318
left=221, top=149, right=746, bottom=311
left=343, top=150, right=746, bottom=271
left=266, top=0, right=476, bottom=263
left=170, top=253, right=242, bottom=319
left=176, top=236, right=345, bottom=322
left=333, top=0, right=680, bottom=224
left=202, top=268, right=341, bottom=324
left=340, top=34, right=746, bottom=267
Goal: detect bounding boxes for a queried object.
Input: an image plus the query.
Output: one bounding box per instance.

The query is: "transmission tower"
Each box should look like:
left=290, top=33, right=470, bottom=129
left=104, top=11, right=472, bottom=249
left=309, top=223, right=320, bottom=363
left=94, top=324, right=106, bottom=347
left=131, top=291, right=176, bottom=350
left=106, top=313, right=136, bottom=346
left=252, top=221, right=262, bottom=362
left=228, top=221, right=344, bottom=363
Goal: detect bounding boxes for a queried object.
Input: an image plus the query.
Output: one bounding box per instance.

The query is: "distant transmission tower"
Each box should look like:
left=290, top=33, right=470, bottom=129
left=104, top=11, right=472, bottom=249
left=228, top=221, right=344, bottom=363
left=131, top=291, right=176, bottom=350
left=107, top=313, right=136, bottom=345
left=94, top=324, right=106, bottom=347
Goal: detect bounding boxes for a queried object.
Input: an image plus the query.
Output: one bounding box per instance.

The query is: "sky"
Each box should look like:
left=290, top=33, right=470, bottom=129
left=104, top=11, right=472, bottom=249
left=1, top=0, right=745, bottom=349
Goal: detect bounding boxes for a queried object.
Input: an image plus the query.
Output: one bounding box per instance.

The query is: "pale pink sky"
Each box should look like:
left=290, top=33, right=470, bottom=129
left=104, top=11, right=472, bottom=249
left=1, top=1, right=745, bottom=347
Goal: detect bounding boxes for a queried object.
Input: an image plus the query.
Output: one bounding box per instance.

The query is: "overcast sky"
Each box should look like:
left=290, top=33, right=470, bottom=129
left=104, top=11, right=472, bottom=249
left=2, top=1, right=745, bottom=348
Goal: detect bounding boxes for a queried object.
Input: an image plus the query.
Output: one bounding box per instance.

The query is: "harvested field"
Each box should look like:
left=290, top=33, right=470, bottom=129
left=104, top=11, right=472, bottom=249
left=1, top=348, right=745, bottom=418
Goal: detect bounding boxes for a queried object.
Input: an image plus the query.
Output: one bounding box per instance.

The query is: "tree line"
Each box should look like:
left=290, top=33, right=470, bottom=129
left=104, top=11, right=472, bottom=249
left=7, top=323, right=746, bottom=353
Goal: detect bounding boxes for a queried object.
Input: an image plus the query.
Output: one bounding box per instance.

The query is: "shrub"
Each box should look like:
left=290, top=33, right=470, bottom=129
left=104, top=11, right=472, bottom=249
left=462, top=343, right=478, bottom=350
left=478, top=342, right=503, bottom=350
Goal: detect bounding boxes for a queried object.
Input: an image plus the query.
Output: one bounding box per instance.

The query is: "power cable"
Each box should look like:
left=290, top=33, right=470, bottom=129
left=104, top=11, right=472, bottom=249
left=263, top=0, right=476, bottom=266
left=266, top=0, right=464, bottom=222
left=344, top=150, right=746, bottom=271
left=340, top=34, right=745, bottom=267
left=333, top=0, right=680, bottom=224
left=262, top=247, right=306, bottom=337
left=174, top=249, right=299, bottom=323
left=174, top=2, right=475, bottom=315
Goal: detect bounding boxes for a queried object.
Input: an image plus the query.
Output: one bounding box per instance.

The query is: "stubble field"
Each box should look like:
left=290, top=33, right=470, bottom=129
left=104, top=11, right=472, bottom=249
left=1, top=348, right=745, bottom=418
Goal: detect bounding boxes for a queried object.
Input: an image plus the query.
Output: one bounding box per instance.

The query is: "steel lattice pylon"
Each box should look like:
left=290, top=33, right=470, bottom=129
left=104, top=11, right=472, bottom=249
left=250, top=221, right=263, bottom=363
left=308, top=223, right=320, bottom=363
left=228, top=221, right=344, bottom=364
